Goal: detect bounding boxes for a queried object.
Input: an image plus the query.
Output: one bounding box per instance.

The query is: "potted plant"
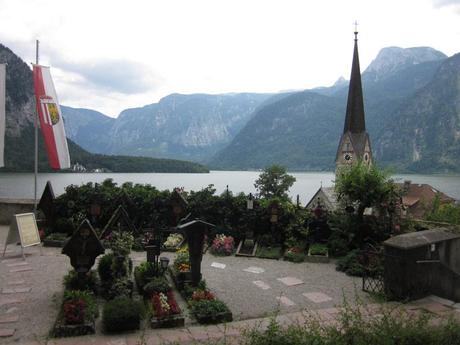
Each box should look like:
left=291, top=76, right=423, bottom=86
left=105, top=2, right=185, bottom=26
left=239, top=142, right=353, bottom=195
left=162, top=233, right=184, bottom=252
left=210, top=234, right=235, bottom=256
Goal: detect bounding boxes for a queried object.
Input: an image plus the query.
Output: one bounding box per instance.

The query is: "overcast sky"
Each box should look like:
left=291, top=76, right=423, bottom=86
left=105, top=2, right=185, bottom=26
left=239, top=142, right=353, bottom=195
left=0, top=0, right=459, bottom=117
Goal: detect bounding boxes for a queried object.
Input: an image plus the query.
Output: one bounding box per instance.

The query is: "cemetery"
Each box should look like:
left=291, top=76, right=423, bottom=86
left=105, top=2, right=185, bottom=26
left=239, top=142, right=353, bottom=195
left=0, top=169, right=459, bottom=344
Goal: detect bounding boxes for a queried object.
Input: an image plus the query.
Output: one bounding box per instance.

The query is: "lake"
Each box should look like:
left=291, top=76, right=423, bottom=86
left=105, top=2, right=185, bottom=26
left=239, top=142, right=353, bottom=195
left=1, top=171, right=459, bottom=205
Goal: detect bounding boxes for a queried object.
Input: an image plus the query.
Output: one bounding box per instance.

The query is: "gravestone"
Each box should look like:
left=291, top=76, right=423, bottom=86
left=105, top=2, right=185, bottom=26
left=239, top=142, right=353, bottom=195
left=100, top=205, right=137, bottom=240
left=62, top=219, right=104, bottom=274
left=176, top=219, right=215, bottom=286
left=170, top=189, right=188, bottom=226
left=38, top=181, right=55, bottom=226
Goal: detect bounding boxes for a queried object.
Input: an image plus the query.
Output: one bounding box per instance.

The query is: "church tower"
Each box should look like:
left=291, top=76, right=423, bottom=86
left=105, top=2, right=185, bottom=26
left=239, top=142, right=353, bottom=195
left=335, top=27, right=372, bottom=172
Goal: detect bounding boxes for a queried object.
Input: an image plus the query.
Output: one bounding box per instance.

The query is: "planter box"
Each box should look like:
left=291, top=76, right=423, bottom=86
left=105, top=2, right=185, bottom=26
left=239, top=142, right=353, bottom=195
left=151, top=314, right=185, bottom=328
left=43, top=238, right=68, bottom=247
left=195, top=310, right=233, bottom=324
left=306, top=249, right=329, bottom=263
left=53, top=318, right=95, bottom=338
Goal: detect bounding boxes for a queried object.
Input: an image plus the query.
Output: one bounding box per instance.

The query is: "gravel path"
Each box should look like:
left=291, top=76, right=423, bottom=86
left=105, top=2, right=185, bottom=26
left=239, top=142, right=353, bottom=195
left=0, top=226, right=369, bottom=343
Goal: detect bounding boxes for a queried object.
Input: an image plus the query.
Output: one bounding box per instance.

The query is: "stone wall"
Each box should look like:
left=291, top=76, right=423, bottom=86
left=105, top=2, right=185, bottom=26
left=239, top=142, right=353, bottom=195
left=0, top=198, right=35, bottom=225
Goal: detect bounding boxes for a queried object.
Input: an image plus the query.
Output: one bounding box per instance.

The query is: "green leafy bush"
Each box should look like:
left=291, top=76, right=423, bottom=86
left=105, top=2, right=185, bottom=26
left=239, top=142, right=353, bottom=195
left=107, top=278, right=133, bottom=300
left=309, top=243, right=328, bottom=256
left=97, top=253, right=114, bottom=283
left=243, top=300, right=460, bottom=345
left=102, top=296, right=142, bottom=333
left=336, top=250, right=365, bottom=276
left=63, top=269, right=99, bottom=293
left=144, top=277, right=170, bottom=296
left=190, top=299, right=230, bottom=317
left=134, top=262, right=154, bottom=293
left=54, top=218, right=75, bottom=236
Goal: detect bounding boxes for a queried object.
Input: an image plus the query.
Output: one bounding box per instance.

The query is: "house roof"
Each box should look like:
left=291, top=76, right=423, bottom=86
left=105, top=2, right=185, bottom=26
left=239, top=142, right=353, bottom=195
left=397, top=183, right=455, bottom=206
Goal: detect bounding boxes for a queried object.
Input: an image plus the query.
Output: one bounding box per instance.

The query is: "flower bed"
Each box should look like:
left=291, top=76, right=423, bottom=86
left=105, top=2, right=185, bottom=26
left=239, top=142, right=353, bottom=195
left=306, top=243, right=329, bottom=263
left=162, top=233, right=185, bottom=252
left=52, top=290, right=98, bottom=337
left=256, top=245, right=283, bottom=259
left=176, top=280, right=232, bottom=325
left=210, top=234, right=234, bottom=256
left=150, top=290, right=184, bottom=328
left=284, top=246, right=306, bottom=262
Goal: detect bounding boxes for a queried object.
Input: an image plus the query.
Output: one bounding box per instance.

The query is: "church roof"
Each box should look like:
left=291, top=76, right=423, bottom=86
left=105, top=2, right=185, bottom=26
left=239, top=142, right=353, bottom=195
left=343, top=32, right=366, bottom=134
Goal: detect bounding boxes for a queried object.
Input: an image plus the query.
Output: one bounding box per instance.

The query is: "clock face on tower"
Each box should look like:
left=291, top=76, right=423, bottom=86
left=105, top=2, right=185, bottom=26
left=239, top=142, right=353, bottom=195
left=344, top=153, right=353, bottom=162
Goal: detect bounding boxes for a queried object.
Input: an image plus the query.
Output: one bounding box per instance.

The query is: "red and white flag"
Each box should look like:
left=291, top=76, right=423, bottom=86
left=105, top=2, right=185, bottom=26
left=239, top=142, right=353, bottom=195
left=0, top=64, right=5, bottom=167
left=33, top=65, right=70, bottom=169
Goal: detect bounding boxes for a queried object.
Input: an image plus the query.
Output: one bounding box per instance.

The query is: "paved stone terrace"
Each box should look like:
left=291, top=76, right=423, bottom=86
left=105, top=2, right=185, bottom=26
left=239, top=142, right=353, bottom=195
left=1, top=225, right=460, bottom=344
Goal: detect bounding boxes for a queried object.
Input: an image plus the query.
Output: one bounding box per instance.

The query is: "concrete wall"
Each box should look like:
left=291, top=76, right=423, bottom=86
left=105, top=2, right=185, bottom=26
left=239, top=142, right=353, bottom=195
left=0, top=198, right=35, bottom=225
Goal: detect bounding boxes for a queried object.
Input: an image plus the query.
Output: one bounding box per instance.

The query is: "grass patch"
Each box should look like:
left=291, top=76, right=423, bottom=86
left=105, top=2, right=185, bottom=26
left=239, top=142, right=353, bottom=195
left=256, top=246, right=282, bottom=259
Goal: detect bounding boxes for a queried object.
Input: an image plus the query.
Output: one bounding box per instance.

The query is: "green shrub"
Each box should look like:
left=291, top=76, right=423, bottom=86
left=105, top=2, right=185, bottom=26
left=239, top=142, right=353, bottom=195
left=97, top=253, right=114, bottom=283
left=182, top=280, right=208, bottom=300
left=242, top=301, right=460, bottom=345
left=309, top=243, right=328, bottom=256
left=54, top=218, right=75, bottom=236
left=102, top=296, right=142, bottom=333
left=336, top=250, right=365, bottom=276
left=144, top=277, right=170, bottom=296
left=63, top=269, right=99, bottom=293
left=327, top=236, right=349, bottom=257
left=107, top=278, right=133, bottom=300
left=134, top=262, right=156, bottom=293
left=190, top=299, right=229, bottom=317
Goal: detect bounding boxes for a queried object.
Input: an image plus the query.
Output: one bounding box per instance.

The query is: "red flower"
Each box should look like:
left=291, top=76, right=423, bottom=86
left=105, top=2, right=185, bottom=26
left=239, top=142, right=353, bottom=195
left=63, top=299, right=86, bottom=325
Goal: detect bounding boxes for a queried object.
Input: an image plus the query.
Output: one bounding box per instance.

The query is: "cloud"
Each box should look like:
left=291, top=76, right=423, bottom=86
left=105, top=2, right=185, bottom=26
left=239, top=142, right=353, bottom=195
left=53, top=57, right=163, bottom=95
left=432, top=0, right=460, bottom=13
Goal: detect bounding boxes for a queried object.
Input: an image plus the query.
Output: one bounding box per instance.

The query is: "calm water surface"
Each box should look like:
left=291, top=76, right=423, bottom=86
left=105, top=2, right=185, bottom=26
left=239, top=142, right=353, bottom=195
left=0, top=171, right=459, bottom=204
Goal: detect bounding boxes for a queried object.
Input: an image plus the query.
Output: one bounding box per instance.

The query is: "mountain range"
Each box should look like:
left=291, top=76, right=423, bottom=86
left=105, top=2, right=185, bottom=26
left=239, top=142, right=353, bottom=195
left=3, top=42, right=459, bottom=173
left=0, top=43, right=208, bottom=173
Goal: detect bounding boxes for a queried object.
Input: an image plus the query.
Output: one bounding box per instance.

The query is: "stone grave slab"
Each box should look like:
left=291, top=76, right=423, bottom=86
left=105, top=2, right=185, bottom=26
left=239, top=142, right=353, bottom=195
left=6, top=262, right=29, bottom=267
left=276, top=296, right=296, bottom=307
left=253, top=280, right=271, bottom=290
left=277, top=277, right=304, bottom=286
left=7, top=280, right=25, bottom=286
left=0, top=329, right=15, bottom=337
left=5, top=307, right=19, bottom=314
left=0, top=315, right=19, bottom=324
left=243, top=266, right=265, bottom=274
left=2, top=287, right=31, bottom=294
left=211, top=262, right=226, bottom=269
left=302, top=292, right=332, bottom=303
left=0, top=297, right=24, bottom=307
left=9, top=267, right=32, bottom=273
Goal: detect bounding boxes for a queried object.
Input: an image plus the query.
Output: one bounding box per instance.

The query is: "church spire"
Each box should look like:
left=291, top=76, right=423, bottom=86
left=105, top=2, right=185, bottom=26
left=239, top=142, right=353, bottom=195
left=343, top=25, right=365, bottom=134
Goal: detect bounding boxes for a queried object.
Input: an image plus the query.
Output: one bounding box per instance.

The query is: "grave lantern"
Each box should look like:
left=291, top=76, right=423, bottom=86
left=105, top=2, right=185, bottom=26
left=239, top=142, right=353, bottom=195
left=176, top=219, right=215, bottom=286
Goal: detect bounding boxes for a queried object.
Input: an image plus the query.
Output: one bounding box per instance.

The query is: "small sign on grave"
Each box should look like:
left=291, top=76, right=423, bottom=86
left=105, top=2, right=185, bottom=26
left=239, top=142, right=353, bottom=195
left=2, top=213, right=42, bottom=260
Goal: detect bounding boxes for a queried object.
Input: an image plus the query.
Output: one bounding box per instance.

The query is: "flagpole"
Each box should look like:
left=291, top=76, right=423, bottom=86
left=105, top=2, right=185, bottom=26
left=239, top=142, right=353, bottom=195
left=33, top=39, right=39, bottom=214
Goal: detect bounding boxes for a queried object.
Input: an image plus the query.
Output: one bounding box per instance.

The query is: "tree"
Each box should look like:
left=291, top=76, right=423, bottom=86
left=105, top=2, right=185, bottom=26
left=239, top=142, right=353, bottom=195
left=254, top=165, right=296, bottom=200
left=335, top=161, right=398, bottom=221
